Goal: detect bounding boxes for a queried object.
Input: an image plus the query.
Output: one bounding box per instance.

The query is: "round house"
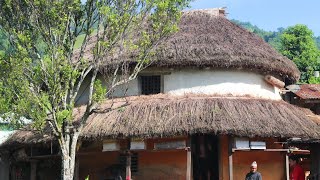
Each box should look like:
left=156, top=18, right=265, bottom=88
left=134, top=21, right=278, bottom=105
left=3, top=8, right=320, bottom=180
left=79, top=9, right=319, bottom=180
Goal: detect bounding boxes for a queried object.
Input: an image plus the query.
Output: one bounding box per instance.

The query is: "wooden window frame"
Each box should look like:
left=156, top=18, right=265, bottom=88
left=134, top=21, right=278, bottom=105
left=139, top=75, right=163, bottom=95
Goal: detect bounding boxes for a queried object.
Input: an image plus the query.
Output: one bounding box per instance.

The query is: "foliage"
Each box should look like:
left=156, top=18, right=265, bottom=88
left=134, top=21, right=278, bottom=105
left=279, top=24, right=320, bottom=82
left=0, top=123, right=14, bottom=131
left=316, top=36, right=320, bottom=49
left=0, top=0, right=190, bottom=179
left=308, top=76, right=320, bottom=84
left=232, top=20, right=320, bottom=53
left=233, top=20, right=320, bottom=83
left=93, top=79, right=107, bottom=103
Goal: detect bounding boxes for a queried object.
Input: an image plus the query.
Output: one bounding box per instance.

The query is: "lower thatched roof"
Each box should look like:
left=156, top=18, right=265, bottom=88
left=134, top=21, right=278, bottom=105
left=3, top=95, right=320, bottom=146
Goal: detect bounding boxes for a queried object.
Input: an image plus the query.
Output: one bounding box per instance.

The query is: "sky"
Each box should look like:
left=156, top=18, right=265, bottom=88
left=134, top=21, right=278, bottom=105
left=188, top=0, right=320, bottom=36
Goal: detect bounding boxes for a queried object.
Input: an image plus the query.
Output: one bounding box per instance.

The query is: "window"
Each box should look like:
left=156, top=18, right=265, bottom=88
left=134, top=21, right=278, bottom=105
left=234, top=138, right=266, bottom=150
left=140, top=75, right=161, bottom=95
left=154, top=140, right=186, bottom=150
left=102, top=141, right=120, bottom=151
left=130, top=140, right=146, bottom=150
left=131, top=153, right=139, bottom=173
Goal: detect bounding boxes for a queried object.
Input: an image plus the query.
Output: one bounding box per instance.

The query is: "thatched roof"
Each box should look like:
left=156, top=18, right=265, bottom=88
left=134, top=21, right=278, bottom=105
left=4, top=95, right=320, bottom=146
left=153, top=9, right=299, bottom=81
left=75, top=8, right=300, bottom=81
left=2, top=130, right=53, bottom=146
left=81, top=95, right=320, bottom=139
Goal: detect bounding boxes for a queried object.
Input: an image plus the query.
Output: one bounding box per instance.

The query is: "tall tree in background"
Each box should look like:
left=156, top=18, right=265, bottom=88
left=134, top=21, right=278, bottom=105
left=279, top=24, right=320, bottom=82
left=316, top=36, right=320, bottom=49
left=0, top=0, right=190, bottom=179
left=232, top=20, right=320, bottom=57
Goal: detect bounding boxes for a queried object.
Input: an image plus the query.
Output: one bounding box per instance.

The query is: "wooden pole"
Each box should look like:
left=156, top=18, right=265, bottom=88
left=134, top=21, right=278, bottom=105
left=264, top=75, right=285, bottom=88
left=126, top=138, right=132, bottom=180
left=228, top=153, right=233, bottom=180
left=228, top=138, right=233, bottom=180
left=285, top=154, right=289, bottom=180
left=186, top=137, right=192, bottom=180
left=186, top=148, right=192, bottom=180
left=126, top=152, right=131, bottom=180
left=30, top=160, right=37, bottom=180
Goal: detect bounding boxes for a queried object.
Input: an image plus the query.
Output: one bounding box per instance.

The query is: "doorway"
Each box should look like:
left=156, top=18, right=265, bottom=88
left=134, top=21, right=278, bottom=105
left=192, top=134, right=219, bottom=180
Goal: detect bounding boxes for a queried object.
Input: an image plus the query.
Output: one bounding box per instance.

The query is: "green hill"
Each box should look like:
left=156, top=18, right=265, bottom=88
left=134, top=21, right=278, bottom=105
left=231, top=19, right=320, bottom=51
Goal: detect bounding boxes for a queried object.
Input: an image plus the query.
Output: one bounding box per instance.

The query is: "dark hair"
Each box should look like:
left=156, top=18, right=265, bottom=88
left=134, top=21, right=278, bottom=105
left=289, top=155, right=299, bottom=163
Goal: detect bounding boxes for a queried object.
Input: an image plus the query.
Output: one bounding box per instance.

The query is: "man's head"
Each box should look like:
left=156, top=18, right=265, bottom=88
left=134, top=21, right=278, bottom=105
left=289, top=156, right=299, bottom=167
left=250, top=161, right=258, bottom=173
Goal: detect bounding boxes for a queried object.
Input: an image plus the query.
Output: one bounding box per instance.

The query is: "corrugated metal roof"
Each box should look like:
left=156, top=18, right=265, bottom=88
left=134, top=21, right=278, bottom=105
left=291, top=84, right=320, bottom=99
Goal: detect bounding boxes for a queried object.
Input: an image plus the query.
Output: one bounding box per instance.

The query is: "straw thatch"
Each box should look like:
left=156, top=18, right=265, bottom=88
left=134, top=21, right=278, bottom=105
left=75, top=9, right=300, bottom=81
left=81, top=95, right=320, bottom=139
left=153, top=10, right=299, bottom=81
left=3, top=130, right=54, bottom=146
left=4, top=94, right=320, bottom=146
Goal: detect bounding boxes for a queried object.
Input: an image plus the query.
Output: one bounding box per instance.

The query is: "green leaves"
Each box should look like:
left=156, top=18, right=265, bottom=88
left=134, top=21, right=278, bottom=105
left=57, top=109, right=72, bottom=127
left=0, top=0, right=190, bottom=132
left=233, top=20, right=320, bottom=83
left=279, top=24, right=320, bottom=83
left=308, top=76, right=320, bottom=84
left=93, top=79, right=107, bottom=103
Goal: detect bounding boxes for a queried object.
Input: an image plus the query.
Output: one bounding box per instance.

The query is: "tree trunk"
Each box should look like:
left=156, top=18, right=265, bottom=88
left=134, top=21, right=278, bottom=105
left=62, top=154, right=74, bottom=180
left=60, top=132, right=80, bottom=180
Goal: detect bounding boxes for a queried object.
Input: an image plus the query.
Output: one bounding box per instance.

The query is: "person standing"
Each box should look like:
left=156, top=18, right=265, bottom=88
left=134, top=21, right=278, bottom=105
left=289, top=156, right=304, bottom=180
left=245, top=161, right=262, bottom=180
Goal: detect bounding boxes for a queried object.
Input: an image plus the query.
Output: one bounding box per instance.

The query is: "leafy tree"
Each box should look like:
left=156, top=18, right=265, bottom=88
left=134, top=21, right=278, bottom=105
left=316, top=36, right=320, bottom=49
left=308, top=76, right=320, bottom=84
left=279, top=24, right=320, bottom=82
left=232, top=20, right=320, bottom=51
left=228, top=20, right=320, bottom=83
left=0, top=0, right=190, bottom=179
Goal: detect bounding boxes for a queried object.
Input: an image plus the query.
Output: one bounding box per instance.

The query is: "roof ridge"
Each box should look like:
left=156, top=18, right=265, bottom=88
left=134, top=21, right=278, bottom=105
left=183, top=8, right=226, bottom=17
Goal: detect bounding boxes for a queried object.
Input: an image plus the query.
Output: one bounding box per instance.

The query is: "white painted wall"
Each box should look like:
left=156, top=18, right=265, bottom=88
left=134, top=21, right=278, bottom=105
left=75, top=68, right=282, bottom=105
left=109, top=77, right=140, bottom=97
left=163, top=69, right=282, bottom=100
left=75, top=75, right=140, bottom=105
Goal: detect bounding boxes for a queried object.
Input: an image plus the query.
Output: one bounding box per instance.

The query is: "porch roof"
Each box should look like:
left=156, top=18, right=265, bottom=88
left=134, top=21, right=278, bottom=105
left=3, top=94, right=320, bottom=146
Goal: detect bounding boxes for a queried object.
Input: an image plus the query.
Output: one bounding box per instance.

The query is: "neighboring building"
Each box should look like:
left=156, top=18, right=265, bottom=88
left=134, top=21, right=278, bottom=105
left=284, top=84, right=320, bottom=179
left=0, top=131, right=14, bottom=180
left=2, top=8, right=320, bottom=180
left=0, top=118, right=16, bottom=180
left=285, top=84, right=320, bottom=114
left=0, top=117, right=30, bottom=180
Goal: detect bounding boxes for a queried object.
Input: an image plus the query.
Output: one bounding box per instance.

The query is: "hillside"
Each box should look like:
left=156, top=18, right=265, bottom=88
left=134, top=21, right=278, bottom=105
left=231, top=19, right=320, bottom=50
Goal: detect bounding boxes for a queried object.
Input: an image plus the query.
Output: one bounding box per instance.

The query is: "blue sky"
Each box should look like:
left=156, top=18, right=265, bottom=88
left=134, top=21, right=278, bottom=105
left=188, top=0, right=320, bottom=36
